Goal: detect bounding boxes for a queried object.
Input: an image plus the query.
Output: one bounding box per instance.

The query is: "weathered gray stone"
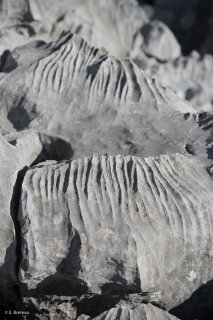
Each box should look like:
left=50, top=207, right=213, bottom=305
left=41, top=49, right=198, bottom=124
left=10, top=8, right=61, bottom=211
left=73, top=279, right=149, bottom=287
left=0, top=33, right=211, bottom=172
left=141, top=20, right=181, bottom=61
left=18, top=154, right=213, bottom=310
left=0, top=129, right=42, bottom=299
left=91, top=303, right=179, bottom=320
left=151, top=51, right=213, bottom=112
left=0, top=1, right=212, bottom=318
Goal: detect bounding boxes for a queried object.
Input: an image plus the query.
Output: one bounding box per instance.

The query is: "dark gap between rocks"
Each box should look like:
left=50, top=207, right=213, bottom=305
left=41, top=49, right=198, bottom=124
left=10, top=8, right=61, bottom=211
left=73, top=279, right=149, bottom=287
left=170, top=279, right=213, bottom=320
left=10, top=166, right=29, bottom=301
left=31, top=134, right=74, bottom=165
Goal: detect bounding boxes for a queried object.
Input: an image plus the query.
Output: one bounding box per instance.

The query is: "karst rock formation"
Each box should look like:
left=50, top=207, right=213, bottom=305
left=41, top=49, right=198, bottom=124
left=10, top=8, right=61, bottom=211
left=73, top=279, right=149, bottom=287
left=0, top=0, right=212, bottom=319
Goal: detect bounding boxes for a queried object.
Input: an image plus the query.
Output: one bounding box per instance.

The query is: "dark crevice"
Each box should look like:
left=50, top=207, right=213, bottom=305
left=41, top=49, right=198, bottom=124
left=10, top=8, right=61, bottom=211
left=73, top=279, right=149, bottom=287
left=133, top=167, right=138, bottom=193
left=0, top=50, right=18, bottom=73
left=63, top=164, right=71, bottom=193
left=0, top=166, right=31, bottom=317
left=73, top=168, right=80, bottom=201
left=126, top=158, right=133, bottom=181
left=185, top=144, right=195, bottom=155
left=84, top=159, right=92, bottom=197
left=96, top=162, right=102, bottom=185
left=86, top=54, right=108, bottom=85
left=8, top=106, right=30, bottom=131
left=121, top=161, right=127, bottom=190
left=170, top=280, right=213, bottom=320
left=31, top=134, right=74, bottom=166
left=76, top=292, right=148, bottom=318
left=10, top=166, right=29, bottom=301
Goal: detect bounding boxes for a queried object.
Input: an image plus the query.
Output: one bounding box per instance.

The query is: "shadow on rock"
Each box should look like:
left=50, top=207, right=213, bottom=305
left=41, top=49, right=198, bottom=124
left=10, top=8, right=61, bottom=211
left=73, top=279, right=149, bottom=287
left=170, top=279, right=213, bottom=320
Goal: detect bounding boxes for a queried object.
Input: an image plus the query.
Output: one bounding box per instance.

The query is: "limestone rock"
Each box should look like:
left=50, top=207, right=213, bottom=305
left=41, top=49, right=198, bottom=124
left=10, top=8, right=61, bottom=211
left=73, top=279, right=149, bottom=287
left=0, top=1, right=212, bottom=318
left=18, top=154, right=213, bottom=310
left=151, top=51, right=213, bottom=112
left=24, top=296, right=78, bottom=320
left=0, top=129, right=42, bottom=303
left=0, top=33, right=211, bottom=170
left=141, top=20, right=181, bottom=61
left=91, top=303, right=179, bottom=320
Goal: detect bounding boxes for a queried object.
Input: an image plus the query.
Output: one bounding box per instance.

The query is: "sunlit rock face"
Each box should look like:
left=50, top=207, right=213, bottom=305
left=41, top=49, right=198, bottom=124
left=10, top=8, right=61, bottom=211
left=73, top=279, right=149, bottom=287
left=0, top=1, right=212, bottom=319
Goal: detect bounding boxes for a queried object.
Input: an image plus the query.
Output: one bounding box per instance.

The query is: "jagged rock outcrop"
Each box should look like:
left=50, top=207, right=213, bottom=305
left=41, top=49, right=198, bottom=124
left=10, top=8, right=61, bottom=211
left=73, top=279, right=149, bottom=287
left=24, top=296, right=78, bottom=319
left=0, top=32, right=211, bottom=170
left=18, top=153, right=213, bottom=310
left=24, top=297, right=180, bottom=320
left=0, top=1, right=212, bottom=318
left=0, top=0, right=181, bottom=63
left=0, top=129, right=42, bottom=305
left=90, top=303, right=180, bottom=320
left=150, top=51, right=213, bottom=112
left=140, top=20, right=181, bottom=61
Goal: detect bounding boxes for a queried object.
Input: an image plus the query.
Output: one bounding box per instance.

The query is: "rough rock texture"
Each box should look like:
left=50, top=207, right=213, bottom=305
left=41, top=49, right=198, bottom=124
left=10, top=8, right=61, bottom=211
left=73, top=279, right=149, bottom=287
left=90, top=303, right=180, bottom=320
left=24, top=296, right=78, bottom=319
left=24, top=298, right=180, bottom=320
left=0, top=1, right=212, bottom=319
left=0, top=33, right=211, bottom=171
left=0, top=129, right=42, bottom=304
left=141, top=20, right=181, bottom=61
left=18, top=154, right=213, bottom=311
left=150, top=51, right=213, bottom=112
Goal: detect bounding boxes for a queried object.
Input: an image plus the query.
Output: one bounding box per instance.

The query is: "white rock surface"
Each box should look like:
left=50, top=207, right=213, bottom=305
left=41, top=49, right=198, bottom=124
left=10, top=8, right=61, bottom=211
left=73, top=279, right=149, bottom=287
left=141, top=20, right=181, bottom=61
left=19, top=153, right=213, bottom=310
left=24, top=298, right=180, bottom=320
left=0, top=129, right=42, bottom=287
left=0, top=33, right=211, bottom=170
left=151, top=51, right=213, bottom=112
left=0, top=1, right=212, bottom=318
left=91, top=303, right=179, bottom=320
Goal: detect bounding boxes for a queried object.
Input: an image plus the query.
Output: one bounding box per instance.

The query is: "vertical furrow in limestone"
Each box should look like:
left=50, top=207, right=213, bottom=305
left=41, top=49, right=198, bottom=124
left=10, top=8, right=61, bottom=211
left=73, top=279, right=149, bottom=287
left=144, top=159, right=185, bottom=282
left=165, top=157, right=212, bottom=262
left=53, top=45, right=69, bottom=94
left=149, top=160, right=185, bottom=241
left=18, top=153, right=213, bottom=308
left=119, top=67, right=128, bottom=101
left=91, top=155, right=105, bottom=228
left=103, top=67, right=111, bottom=98
left=114, top=61, right=122, bottom=101
left=70, top=38, right=85, bottom=81
left=145, top=158, right=183, bottom=237
left=80, top=157, right=94, bottom=232
left=105, top=60, right=115, bottom=100
left=91, top=156, right=103, bottom=223
left=31, top=60, right=44, bottom=96
left=115, top=155, right=128, bottom=214
left=101, top=156, right=116, bottom=226
left=74, top=158, right=88, bottom=233
left=79, top=41, right=92, bottom=72
left=58, top=44, right=74, bottom=94
left=100, top=155, right=115, bottom=227
left=87, top=156, right=103, bottom=232
left=161, top=158, right=202, bottom=248
left=67, top=162, right=84, bottom=233
left=138, top=158, right=180, bottom=286
left=39, top=49, right=64, bottom=95
left=157, top=159, right=192, bottom=245
left=123, top=156, right=136, bottom=223
left=43, top=46, right=66, bottom=95
left=126, top=158, right=160, bottom=289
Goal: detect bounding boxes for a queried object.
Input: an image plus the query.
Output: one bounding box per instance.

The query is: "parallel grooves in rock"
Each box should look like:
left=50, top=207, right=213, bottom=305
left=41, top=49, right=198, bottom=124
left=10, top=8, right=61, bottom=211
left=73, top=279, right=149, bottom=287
left=18, top=153, right=213, bottom=309
left=91, top=303, right=180, bottom=320
left=0, top=32, right=194, bottom=117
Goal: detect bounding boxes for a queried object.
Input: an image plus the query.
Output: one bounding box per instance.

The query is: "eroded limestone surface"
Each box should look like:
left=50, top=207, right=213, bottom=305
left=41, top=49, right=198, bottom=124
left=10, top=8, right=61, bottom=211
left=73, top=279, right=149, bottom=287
left=0, top=0, right=212, bottom=319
